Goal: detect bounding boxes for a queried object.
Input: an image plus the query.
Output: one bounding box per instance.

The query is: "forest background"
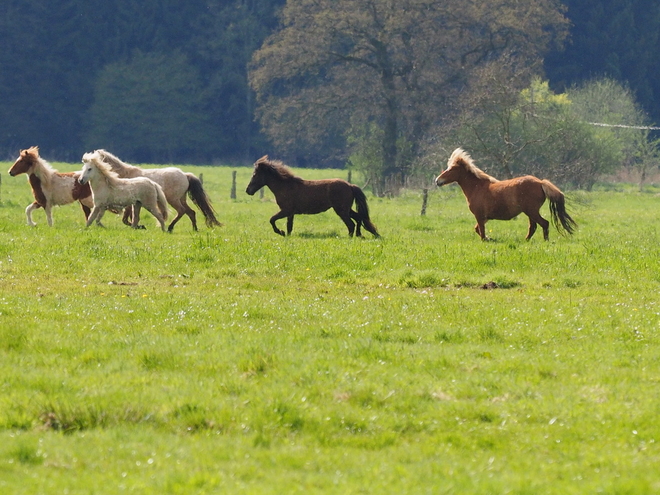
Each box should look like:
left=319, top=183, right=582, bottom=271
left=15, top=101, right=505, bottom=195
left=1, top=0, right=659, bottom=189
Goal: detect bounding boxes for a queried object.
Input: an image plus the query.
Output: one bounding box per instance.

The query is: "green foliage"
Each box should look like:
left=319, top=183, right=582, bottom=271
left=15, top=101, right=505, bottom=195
left=0, top=162, right=660, bottom=491
left=85, top=51, right=208, bottom=163
left=440, top=77, right=655, bottom=189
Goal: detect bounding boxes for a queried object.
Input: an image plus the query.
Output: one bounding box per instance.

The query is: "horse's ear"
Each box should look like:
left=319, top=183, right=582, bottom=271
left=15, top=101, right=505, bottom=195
left=256, top=155, right=269, bottom=165
left=22, top=146, right=39, bottom=158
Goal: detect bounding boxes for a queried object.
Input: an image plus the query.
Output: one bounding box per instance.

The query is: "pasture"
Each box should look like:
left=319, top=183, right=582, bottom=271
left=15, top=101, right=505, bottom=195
left=0, top=160, right=659, bottom=494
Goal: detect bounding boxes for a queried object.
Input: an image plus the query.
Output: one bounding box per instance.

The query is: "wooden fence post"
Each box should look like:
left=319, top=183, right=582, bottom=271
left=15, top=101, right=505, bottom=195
left=199, top=173, right=204, bottom=185
left=420, top=188, right=428, bottom=216
left=347, top=170, right=352, bottom=184
left=231, top=170, right=237, bottom=199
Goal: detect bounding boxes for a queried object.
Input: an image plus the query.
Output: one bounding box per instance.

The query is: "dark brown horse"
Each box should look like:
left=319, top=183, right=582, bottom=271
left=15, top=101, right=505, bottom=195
left=246, top=156, right=379, bottom=238
left=435, top=148, right=576, bottom=241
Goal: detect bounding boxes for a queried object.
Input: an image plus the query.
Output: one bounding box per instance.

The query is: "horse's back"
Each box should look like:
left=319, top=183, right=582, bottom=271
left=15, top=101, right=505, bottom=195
left=482, top=176, right=546, bottom=219
left=142, top=167, right=188, bottom=198
left=284, top=178, right=352, bottom=214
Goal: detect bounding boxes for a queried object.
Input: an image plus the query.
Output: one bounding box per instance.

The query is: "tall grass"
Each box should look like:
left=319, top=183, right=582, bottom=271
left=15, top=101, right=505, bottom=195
left=0, top=162, right=659, bottom=493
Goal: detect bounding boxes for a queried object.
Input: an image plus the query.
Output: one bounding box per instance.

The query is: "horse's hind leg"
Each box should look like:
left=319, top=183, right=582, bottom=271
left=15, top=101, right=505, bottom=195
left=286, top=215, right=294, bottom=235
left=334, top=208, right=356, bottom=237
left=526, top=211, right=550, bottom=240
left=350, top=210, right=363, bottom=237
left=122, top=207, right=132, bottom=226
left=45, top=205, right=54, bottom=227
left=167, top=197, right=197, bottom=232
left=131, top=203, right=145, bottom=229
left=142, top=203, right=166, bottom=231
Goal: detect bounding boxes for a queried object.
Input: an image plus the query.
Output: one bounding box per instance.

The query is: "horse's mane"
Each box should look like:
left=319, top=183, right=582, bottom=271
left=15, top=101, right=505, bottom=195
left=448, top=148, right=498, bottom=183
left=83, top=152, right=121, bottom=184
left=21, top=146, right=57, bottom=188
left=96, top=149, right=141, bottom=173
left=255, top=155, right=303, bottom=183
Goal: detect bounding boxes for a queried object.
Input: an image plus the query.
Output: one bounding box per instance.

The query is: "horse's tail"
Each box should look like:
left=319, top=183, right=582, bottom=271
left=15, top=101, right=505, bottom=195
left=541, top=180, right=577, bottom=235
left=186, top=174, right=222, bottom=228
left=155, top=183, right=169, bottom=221
left=351, top=185, right=380, bottom=238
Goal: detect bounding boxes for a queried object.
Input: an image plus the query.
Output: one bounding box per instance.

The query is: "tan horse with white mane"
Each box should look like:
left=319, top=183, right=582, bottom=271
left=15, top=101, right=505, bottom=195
left=435, top=148, right=576, bottom=241
left=94, top=149, right=221, bottom=232
left=80, top=153, right=169, bottom=231
left=8, top=146, right=94, bottom=226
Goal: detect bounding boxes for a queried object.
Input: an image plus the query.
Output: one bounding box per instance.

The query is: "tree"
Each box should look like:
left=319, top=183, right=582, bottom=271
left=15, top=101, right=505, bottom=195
left=250, top=0, right=568, bottom=190
left=428, top=77, right=652, bottom=190
left=85, top=51, right=209, bottom=163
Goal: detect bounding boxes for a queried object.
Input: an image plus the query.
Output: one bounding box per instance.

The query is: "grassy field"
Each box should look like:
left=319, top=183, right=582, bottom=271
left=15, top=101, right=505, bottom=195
left=0, top=160, right=659, bottom=493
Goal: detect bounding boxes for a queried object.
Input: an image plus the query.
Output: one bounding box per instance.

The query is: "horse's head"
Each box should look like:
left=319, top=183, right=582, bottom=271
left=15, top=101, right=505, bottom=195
left=246, top=155, right=269, bottom=195
left=79, top=152, right=98, bottom=185
left=8, top=146, right=39, bottom=176
left=435, top=166, right=459, bottom=187
left=436, top=148, right=491, bottom=186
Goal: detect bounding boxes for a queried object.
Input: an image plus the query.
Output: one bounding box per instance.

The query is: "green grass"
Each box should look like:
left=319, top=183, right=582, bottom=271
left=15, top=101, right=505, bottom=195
left=0, top=162, right=660, bottom=493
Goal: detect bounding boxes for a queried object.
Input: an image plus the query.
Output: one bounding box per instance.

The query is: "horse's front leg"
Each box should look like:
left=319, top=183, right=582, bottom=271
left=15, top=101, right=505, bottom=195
left=526, top=220, right=538, bottom=241
left=25, top=202, right=41, bottom=226
left=286, top=215, right=295, bottom=235
left=86, top=206, right=105, bottom=227
left=475, top=220, right=489, bottom=241
left=269, top=211, right=288, bottom=236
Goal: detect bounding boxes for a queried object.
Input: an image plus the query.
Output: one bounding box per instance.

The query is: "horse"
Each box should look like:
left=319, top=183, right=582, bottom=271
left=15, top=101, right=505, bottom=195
left=435, top=148, right=577, bottom=241
left=79, top=152, right=169, bottom=231
left=93, top=149, right=221, bottom=232
left=245, top=155, right=379, bottom=238
left=8, top=146, right=94, bottom=226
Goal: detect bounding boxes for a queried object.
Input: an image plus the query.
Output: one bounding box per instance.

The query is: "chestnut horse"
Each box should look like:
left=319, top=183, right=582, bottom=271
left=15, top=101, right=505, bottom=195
left=8, top=147, right=94, bottom=226
left=435, top=148, right=576, bottom=241
left=94, top=149, right=221, bottom=232
left=245, top=155, right=379, bottom=238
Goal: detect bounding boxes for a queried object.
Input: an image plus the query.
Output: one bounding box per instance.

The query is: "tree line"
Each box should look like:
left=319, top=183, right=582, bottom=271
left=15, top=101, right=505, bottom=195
left=1, top=0, right=659, bottom=188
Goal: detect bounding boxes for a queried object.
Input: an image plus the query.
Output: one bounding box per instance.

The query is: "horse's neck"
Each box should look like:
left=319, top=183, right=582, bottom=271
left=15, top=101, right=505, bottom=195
left=91, top=171, right=116, bottom=190
left=264, top=176, right=289, bottom=196
left=457, top=174, right=489, bottom=195
left=31, top=160, right=54, bottom=186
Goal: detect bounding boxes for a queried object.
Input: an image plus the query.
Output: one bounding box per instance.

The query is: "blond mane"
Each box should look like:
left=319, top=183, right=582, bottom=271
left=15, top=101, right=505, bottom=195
left=96, top=149, right=141, bottom=174
left=448, top=148, right=498, bottom=183
left=82, top=152, right=120, bottom=186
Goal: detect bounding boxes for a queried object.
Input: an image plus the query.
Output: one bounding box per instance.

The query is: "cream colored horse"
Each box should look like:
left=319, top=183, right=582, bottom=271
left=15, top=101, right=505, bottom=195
left=80, top=153, right=169, bottom=231
left=94, top=149, right=221, bottom=232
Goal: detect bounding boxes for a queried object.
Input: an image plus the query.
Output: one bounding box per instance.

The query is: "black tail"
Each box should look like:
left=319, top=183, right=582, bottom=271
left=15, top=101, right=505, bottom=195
left=352, top=185, right=380, bottom=238
left=541, top=180, right=577, bottom=235
left=548, top=197, right=577, bottom=235
left=187, top=174, right=222, bottom=228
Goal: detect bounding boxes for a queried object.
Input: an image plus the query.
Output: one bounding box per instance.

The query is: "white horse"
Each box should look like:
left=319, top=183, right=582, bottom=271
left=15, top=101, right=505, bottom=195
left=8, top=146, right=94, bottom=226
left=79, top=152, right=169, bottom=231
left=94, top=149, right=221, bottom=232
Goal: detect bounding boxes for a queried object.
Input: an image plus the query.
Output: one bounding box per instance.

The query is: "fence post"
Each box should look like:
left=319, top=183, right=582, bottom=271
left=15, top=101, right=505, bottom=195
left=199, top=173, right=204, bottom=185
left=260, top=188, right=264, bottom=199
left=347, top=170, right=352, bottom=184
left=420, top=188, right=428, bottom=216
left=231, top=170, right=237, bottom=199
